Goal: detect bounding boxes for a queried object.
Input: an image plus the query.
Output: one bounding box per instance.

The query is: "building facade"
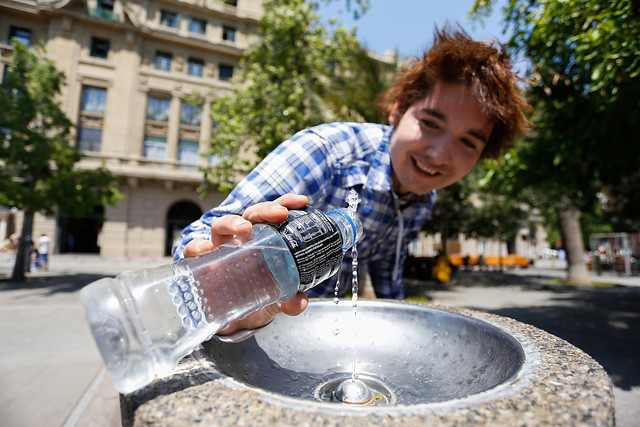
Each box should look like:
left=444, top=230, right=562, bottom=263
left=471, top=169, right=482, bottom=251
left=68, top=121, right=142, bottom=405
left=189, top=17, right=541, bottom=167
left=0, top=0, right=549, bottom=263
left=0, top=0, right=263, bottom=258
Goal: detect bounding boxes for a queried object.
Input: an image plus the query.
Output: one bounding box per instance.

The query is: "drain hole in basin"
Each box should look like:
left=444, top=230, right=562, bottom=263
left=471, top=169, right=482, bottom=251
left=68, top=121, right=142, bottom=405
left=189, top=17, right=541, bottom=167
left=315, top=374, right=396, bottom=406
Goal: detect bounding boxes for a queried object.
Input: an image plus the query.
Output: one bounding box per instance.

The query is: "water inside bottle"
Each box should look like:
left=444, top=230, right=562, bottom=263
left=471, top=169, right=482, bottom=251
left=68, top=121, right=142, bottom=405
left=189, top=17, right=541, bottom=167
left=188, top=243, right=291, bottom=331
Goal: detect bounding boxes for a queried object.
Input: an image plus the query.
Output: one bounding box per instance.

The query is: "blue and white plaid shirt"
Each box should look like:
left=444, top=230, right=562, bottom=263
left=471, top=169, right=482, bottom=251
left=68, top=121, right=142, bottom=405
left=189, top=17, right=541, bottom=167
left=174, top=122, right=436, bottom=299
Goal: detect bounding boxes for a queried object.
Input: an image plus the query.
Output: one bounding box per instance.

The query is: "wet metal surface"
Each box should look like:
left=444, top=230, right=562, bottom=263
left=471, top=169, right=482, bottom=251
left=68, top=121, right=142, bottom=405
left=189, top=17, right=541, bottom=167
left=199, top=300, right=525, bottom=406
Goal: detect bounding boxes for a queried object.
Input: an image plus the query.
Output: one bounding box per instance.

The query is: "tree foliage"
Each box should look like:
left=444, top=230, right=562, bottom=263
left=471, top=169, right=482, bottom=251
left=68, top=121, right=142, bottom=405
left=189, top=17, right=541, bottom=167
left=424, top=165, right=530, bottom=255
left=472, top=0, right=640, bottom=282
left=0, top=41, right=122, bottom=280
left=203, top=0, right=393, bottom=193
left=474, top=0, right=640, bottom=208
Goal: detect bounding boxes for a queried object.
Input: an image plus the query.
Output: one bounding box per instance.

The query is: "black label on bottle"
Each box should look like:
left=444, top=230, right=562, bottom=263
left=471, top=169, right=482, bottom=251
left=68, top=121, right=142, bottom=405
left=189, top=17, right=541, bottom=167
left=272, top=207, right=343, bottom=291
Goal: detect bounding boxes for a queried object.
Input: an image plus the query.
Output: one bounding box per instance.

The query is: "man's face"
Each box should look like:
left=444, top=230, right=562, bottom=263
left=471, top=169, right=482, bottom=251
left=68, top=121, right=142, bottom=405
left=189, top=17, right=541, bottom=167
left=389, top=83, right=494, bottom=195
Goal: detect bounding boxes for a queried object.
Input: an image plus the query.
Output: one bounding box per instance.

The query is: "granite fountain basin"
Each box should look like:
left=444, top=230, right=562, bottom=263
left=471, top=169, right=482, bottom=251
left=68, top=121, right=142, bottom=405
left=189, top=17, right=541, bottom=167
left=200, top=300, right=524, bottom=406
left=122, top=301, right=614, bottom=425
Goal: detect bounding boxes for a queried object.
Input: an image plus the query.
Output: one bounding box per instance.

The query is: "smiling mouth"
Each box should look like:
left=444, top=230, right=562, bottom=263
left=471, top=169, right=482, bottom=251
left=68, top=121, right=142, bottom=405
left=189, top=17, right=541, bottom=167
left=414, top=158, right=440, bottom=176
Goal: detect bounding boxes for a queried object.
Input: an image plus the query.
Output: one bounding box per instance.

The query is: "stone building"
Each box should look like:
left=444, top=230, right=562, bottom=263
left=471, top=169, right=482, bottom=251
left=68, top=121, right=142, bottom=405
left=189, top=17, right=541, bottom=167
left=0, top=0, right=263, bottom=258
left=0, top=0, right=548, bottom=263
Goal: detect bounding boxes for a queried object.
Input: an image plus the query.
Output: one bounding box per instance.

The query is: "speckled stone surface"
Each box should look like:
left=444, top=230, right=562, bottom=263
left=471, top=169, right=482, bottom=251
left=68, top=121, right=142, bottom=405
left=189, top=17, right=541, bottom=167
left=121, top=302, right=614, bottom=426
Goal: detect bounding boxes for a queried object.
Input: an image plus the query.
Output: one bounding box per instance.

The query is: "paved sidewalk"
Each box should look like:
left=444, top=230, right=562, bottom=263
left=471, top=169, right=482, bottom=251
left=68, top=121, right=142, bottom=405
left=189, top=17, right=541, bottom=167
left=0, top=254, right=171, bottom=427
left=1, top=254, right=638, bottom=426
left=405, top=267, right=640, bottom=427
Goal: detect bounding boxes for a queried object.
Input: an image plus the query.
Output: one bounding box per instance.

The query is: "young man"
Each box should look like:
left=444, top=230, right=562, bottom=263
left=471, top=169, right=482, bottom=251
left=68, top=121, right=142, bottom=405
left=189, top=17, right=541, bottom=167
left=174, top=27, right=530, bottom=336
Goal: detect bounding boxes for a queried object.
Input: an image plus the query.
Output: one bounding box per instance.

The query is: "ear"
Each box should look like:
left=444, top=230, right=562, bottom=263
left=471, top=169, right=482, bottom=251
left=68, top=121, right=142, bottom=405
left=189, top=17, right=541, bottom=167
left=388, top=101, right=401, bottom=125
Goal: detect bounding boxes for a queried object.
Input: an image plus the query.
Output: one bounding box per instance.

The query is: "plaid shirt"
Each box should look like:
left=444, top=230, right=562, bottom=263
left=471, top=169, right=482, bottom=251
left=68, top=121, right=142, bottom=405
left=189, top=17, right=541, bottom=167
left=173, top=122, right=436, bottom=299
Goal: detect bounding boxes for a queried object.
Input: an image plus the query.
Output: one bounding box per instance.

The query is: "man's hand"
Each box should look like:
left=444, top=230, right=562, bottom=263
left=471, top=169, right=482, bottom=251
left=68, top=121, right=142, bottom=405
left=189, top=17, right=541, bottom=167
left=182, top=194, right=310, bottom=336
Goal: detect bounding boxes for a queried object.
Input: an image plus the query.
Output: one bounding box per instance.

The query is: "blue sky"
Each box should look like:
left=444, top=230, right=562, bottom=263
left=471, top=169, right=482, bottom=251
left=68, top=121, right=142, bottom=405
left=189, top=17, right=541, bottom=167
left=318, top=0, right=510, bottom=59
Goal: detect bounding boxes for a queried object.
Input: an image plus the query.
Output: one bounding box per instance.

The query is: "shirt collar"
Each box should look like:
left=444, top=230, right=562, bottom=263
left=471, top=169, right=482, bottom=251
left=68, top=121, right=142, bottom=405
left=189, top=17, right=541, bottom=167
left=364, top=125, right=394, bottom=192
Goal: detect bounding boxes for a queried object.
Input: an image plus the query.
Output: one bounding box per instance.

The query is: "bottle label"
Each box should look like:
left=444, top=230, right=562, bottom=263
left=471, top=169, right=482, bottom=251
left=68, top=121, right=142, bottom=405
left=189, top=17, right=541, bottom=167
left=272, top=207, right=343, bottom=290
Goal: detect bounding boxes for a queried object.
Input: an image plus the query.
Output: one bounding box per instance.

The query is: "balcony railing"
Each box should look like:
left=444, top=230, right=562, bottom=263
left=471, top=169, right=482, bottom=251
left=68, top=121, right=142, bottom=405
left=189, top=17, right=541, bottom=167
left=87, top=7, right=119, bottom=22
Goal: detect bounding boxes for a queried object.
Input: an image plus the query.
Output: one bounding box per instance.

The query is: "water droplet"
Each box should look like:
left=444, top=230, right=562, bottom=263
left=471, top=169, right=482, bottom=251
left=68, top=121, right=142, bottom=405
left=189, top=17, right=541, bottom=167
left=333, top=328, right=340, bottom=336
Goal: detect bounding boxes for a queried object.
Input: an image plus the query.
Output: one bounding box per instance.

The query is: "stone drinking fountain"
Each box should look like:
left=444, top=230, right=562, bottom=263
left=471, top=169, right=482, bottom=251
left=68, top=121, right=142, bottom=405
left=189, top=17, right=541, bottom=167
left=121, top=300, right=614, bottom=426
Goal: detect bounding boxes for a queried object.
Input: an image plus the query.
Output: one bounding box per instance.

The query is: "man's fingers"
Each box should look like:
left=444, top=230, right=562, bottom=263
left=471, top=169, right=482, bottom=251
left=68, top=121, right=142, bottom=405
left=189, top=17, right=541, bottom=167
left=183, top=238, right=214, bottom=258
left=216, top=292, right=309, bottom=336
left=279, top=292, right=309, bottom=316
left=210, top=215, right=253, bottom=246
left=242, top=194, right=308, bottom=224
left=273, top=193, right=309, bottom=209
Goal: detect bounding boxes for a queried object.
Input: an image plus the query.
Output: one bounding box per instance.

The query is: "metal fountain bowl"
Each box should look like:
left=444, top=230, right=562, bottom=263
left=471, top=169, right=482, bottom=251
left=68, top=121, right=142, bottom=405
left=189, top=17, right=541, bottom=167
left=196, top=300, right=529, bottom=409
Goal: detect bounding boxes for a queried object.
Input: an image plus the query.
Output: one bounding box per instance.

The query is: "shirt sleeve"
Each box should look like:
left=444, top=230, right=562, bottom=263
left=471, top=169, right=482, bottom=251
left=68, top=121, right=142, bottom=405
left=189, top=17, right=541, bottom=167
left=172, top=128, right=337, bottom=261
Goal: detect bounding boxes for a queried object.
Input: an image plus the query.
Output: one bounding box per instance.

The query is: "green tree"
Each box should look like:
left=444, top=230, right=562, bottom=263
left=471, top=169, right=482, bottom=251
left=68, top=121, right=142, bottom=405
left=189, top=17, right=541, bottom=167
left=203, top=0, right=386, bottom=193
left=472, top=0, right=640, bottom=284
left=423, top=165, right=530, bottom=260
left=0, top=41, right=122, bottom=281
left=600, top=171, right=640, bottom=232
left=421, top=180, right=476, bottom=255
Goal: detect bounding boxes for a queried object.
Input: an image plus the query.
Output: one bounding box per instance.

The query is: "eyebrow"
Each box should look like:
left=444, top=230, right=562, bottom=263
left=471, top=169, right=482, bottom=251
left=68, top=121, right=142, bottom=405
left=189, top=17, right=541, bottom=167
left=420, top=108, right=489, bottom=145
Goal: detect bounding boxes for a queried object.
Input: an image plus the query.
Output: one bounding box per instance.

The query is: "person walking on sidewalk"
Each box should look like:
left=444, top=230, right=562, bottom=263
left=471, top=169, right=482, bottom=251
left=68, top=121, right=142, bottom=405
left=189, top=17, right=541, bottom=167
left=38, top=233, right=50, bottom=271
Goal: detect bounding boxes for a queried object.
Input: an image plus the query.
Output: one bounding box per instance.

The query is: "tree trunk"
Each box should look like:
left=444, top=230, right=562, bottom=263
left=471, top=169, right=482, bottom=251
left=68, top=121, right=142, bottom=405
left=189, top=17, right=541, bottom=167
left=11, top=210, right=34, bottom=282
left=557, top=207, right=591, bottom=285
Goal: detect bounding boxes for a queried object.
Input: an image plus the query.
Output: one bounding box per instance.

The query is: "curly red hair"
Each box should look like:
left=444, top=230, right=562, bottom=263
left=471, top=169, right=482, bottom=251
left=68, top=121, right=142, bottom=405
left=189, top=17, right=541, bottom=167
left=379, top=26, right=531, bottom=159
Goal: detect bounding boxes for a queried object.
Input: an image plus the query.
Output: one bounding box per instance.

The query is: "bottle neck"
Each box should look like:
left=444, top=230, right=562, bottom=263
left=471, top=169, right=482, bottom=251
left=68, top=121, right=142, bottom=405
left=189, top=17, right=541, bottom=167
left=326, top=208, right=363, bottom=252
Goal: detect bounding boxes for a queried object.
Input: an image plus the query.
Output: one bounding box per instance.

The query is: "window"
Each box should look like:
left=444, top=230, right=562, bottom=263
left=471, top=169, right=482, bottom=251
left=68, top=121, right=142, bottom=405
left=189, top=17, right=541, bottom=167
left=8, top=27, right=31, bottom=46
left=155, top=52, right=172, bottom=71
left=99, top=0, right=114, bottom=11
left=187, top=58, right=204, bottom=77
left=143, top=136, right=167, bottom=161
left=177, top=140, right=199, bottom=169
left=222, top=26, right=236, bottom=42
left=81, top=87, right=107, bottom=114
left=160, top=10, right=180, bottom=29
left=188, top=17, right=206, bottom=35
left=78, top=86, right=107, bottom=152
left=180, top=100, right=202, bottom=126
left=77, top=127, right=102, bottom=152
left=90, top=37, right=110, bottom=59
left=147, top=95, right=171, bottom=122
left=219, top=64, right=234, bottom=81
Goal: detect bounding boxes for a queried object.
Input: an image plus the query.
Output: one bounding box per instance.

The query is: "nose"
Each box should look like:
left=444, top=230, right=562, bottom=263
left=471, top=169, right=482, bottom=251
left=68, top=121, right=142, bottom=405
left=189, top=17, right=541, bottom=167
left=425, top=134, right=453, bottom=165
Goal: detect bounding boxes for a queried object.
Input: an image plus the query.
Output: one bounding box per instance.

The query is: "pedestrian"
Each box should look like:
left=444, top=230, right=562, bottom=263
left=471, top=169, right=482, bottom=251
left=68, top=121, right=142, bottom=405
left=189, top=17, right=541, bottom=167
left=31, top=248, right=39, bottom=271
left=38, top=233, right=50, bottom=271
left=174, top=26, right=531, bottom=337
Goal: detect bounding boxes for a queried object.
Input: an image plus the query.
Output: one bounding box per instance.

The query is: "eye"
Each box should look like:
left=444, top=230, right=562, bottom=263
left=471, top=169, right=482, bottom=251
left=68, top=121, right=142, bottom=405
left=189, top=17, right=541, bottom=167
left=461, top=138, right=478, bottom=150
left=420, top=119, right=439, bottom=130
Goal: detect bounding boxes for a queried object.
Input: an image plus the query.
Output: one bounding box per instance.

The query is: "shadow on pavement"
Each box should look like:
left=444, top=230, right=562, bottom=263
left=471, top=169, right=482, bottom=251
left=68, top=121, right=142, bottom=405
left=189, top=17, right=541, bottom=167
left=0, top=273, right=106, bottom=295
left=488, top=286, right=640, bottom=391
left=406, top=270, right=640, bottom=392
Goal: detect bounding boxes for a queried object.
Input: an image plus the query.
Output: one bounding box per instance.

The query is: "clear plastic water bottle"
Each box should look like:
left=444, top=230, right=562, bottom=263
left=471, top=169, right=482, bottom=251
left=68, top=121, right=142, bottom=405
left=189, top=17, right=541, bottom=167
left=80, top=205, right=362, bottom=394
